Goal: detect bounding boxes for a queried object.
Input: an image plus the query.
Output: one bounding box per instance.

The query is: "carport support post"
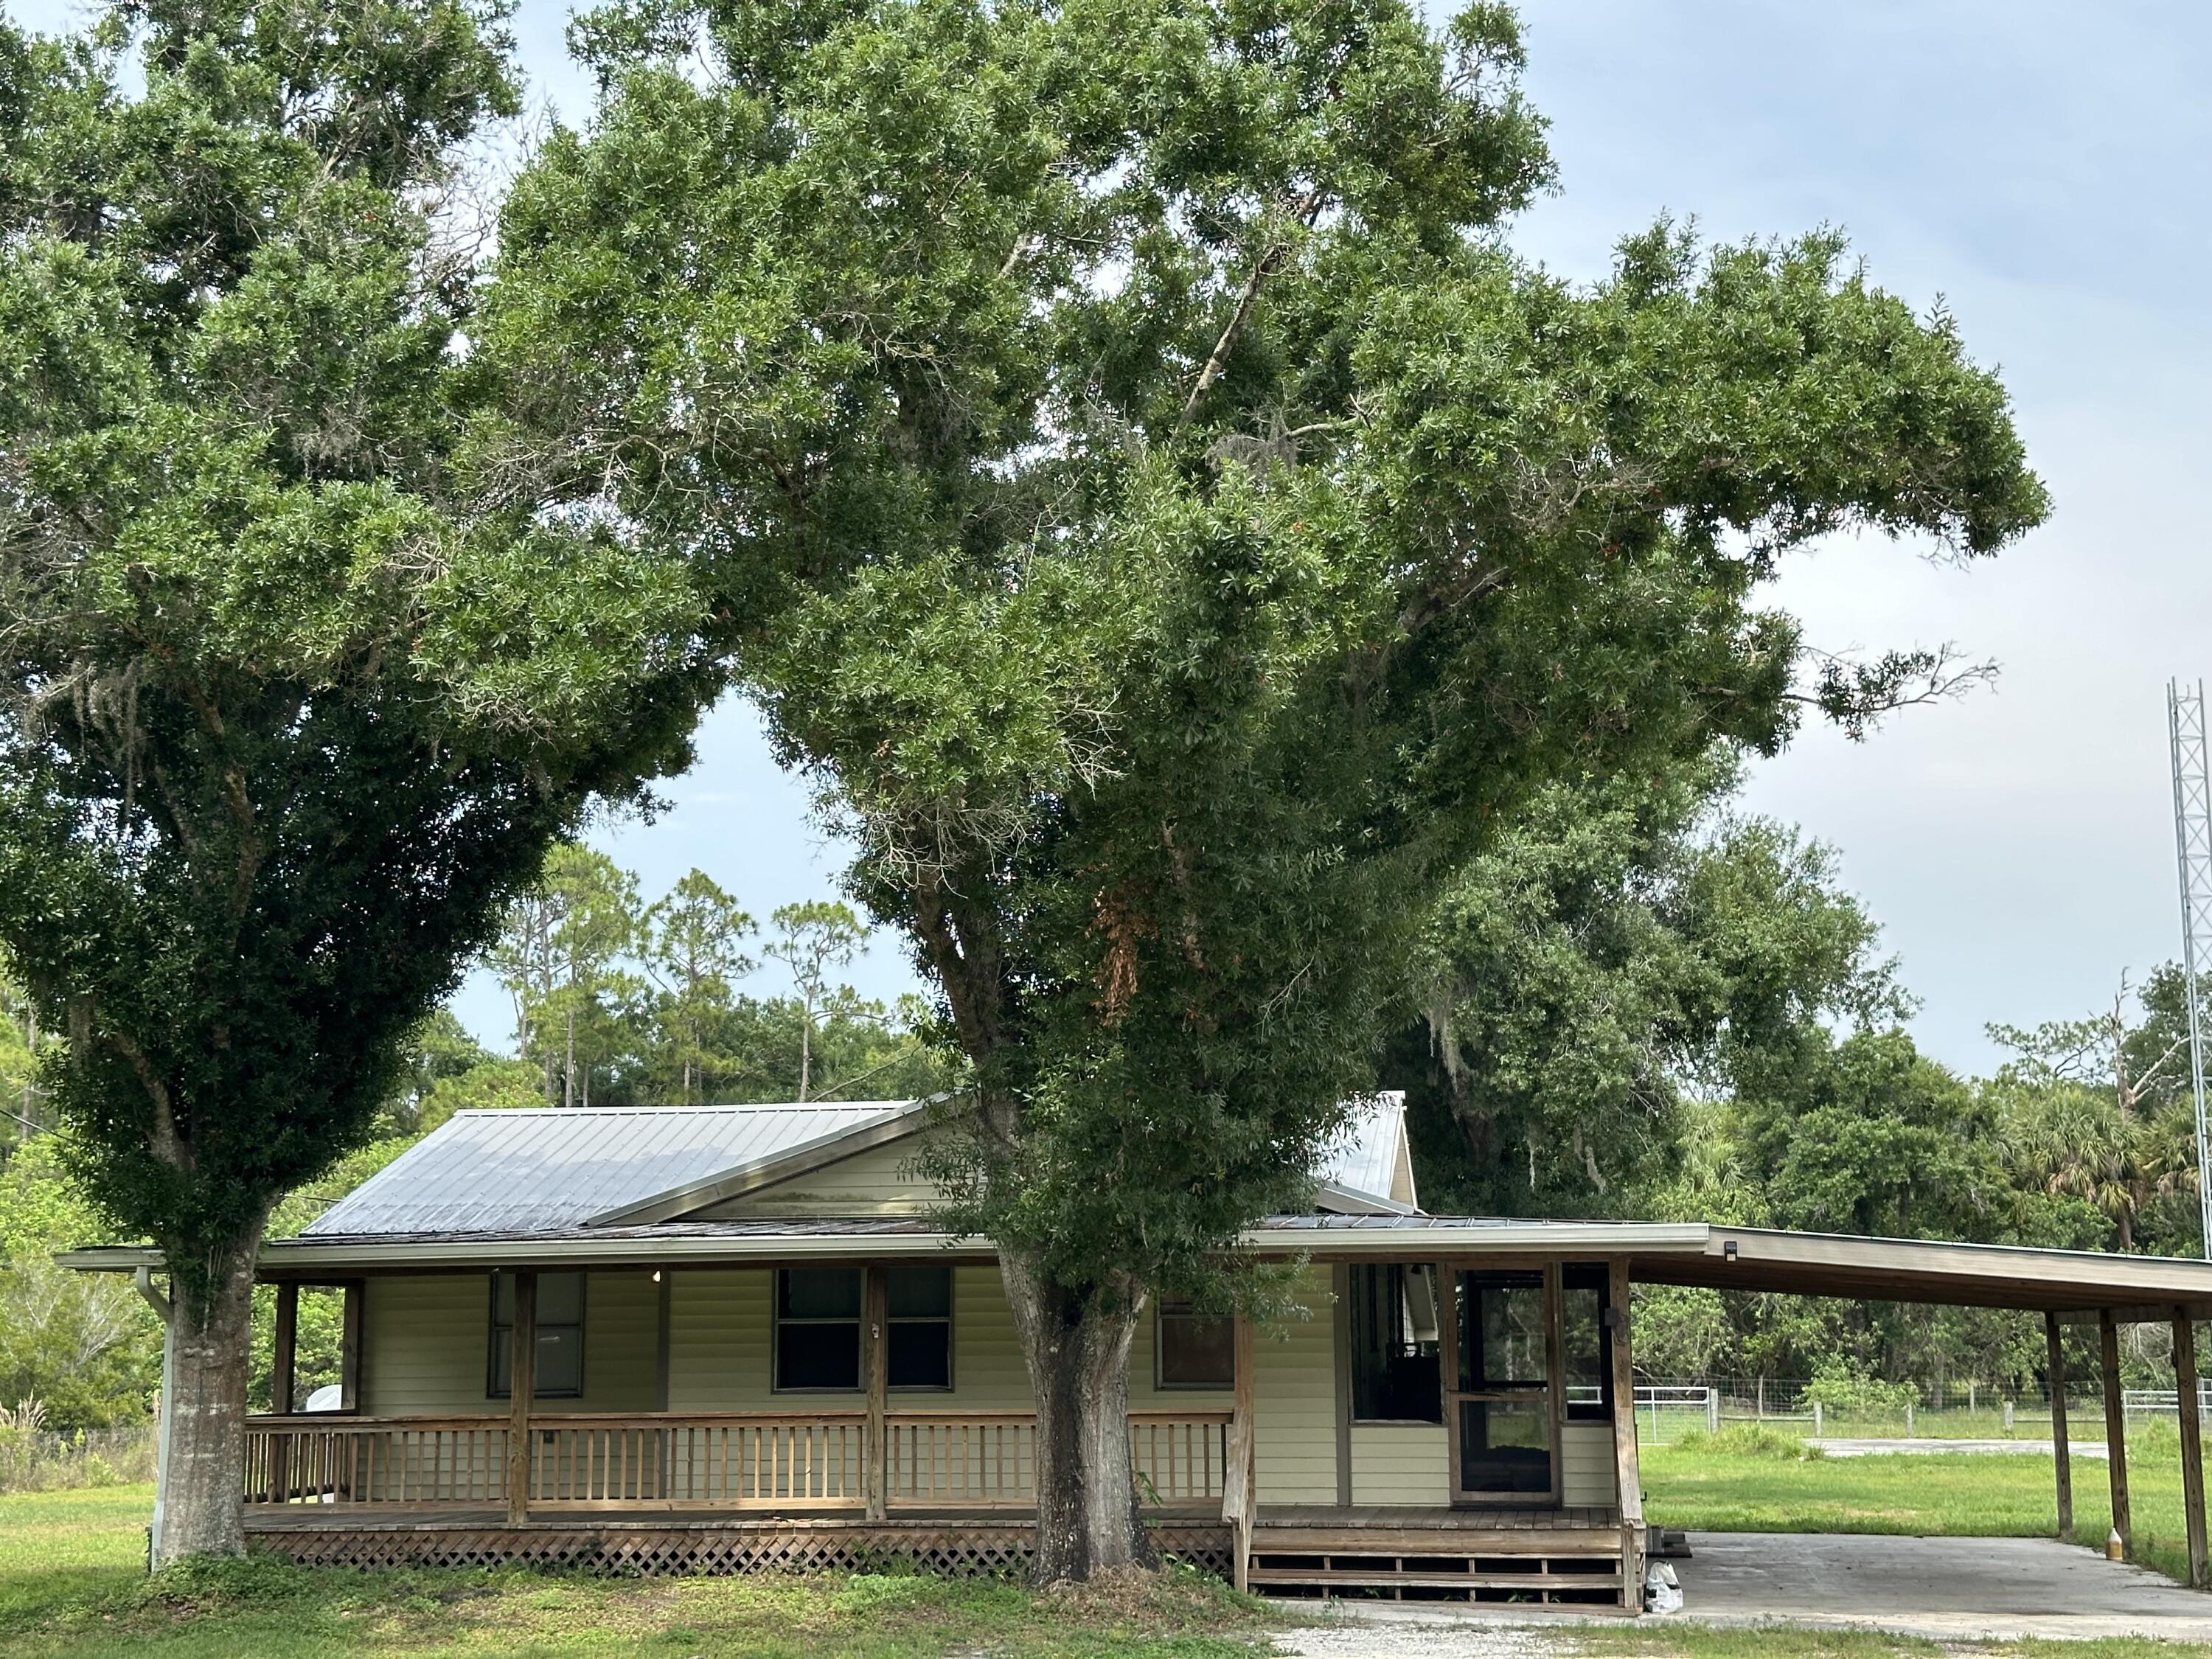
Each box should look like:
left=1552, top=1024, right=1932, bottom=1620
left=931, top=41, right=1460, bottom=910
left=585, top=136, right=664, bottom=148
left=2100, top=1309, right=2131, bottom=1559
left=506, top=1270, right=536, bottom=1526
left=1609, top=1259, right=1644, bottom=1612
left=2172, top=1307, right=2208, bottom=1588
left=2045, top=1311, right=2073, bottom=1540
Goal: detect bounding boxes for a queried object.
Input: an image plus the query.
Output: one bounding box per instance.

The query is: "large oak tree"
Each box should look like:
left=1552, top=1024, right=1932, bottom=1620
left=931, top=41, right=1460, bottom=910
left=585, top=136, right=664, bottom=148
left=496, top=0, right=2047, bottom=1579
left=0, top=2, right=718, bottom=1559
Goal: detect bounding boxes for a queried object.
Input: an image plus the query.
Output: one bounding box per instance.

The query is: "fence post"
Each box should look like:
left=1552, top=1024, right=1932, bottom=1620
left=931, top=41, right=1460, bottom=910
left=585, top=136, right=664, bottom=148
left=1906, top=1402, right=1915, bottom=1439
left=1813, top=1401, right=1823, bottom=1438
left=1706, top=1389, right=1719, bottom=1433
left=2004, top=1399, right=2015, bottom=1433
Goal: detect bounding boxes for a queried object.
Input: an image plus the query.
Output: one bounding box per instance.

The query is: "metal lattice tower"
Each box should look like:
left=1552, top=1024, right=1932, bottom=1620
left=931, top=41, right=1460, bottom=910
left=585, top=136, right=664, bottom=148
left=2168, top=679, right=2212, bottom=1260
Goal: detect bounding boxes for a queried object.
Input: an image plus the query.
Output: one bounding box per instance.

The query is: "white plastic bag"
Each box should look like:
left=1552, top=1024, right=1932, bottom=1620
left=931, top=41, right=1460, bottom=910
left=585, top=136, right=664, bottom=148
left=1644, top=1560, right=1683, bottom=1614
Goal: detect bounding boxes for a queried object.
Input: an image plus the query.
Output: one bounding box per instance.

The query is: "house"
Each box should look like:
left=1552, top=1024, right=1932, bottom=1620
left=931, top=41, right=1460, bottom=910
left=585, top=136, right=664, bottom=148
left=63, top=1092, right=2212, bottom=1604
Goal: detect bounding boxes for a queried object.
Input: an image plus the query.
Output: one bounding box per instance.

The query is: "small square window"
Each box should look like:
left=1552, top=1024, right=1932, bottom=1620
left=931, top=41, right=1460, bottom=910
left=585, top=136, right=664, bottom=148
left=1156, top=1303, right=1234, bottom=1389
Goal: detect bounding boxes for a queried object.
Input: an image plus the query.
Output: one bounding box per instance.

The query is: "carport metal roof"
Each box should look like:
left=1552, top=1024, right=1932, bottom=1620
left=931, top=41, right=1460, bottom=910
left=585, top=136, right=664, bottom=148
left=57, top=1214, right=2212, bottom=1316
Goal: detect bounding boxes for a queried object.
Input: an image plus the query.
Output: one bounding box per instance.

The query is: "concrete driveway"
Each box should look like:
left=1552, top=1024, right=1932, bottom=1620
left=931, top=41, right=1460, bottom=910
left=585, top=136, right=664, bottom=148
left=1271, top=1532, right=2212, bottom=1652
left=1674, top=1531, right=2212, bottom=1641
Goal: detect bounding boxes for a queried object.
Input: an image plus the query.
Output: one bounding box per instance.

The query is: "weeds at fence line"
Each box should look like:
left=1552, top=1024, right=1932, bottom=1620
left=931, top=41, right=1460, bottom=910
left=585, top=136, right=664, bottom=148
left=0, top=1426, right=157, bottom=1493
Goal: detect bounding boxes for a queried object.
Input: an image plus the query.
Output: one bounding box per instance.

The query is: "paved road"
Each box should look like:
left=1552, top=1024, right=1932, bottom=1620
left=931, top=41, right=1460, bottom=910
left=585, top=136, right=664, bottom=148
left=1806, top=1436, right=2110, bottom=1458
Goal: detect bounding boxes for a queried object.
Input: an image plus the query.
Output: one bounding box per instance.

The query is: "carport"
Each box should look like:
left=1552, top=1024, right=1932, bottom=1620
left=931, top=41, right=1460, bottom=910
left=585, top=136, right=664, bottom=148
left=1626, top=1224, right=2212, bottom=1587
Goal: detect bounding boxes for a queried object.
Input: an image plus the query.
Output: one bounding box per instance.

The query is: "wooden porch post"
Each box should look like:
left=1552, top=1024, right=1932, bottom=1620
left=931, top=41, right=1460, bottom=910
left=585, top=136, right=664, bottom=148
left=1228, top=1309, right=1256, bottom=1592
left=268, top=1281, right=298, bottom=1503
left=863, top=1265, right=888, bottom=1521
left=271, top=1281, right=299, bottom=1414
left=507, top=1271, right=537, bottom=1526
left=2045, top=1311, right=2073, bottom=1540
left=1331, top=1262, right=1352, bottom=1509
left=2099, top=1308, right=2131, bottom=1559
left=1608, top=1259, right=1644, bottom=1613
left=338, top=1280, right=364, bottom=1411
left=2174, top=1307, right=2209, bottom=1587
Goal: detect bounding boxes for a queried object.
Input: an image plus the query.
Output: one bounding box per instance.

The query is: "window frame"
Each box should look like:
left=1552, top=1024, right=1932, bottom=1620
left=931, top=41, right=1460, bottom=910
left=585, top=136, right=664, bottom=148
left=1152, top=1301, right=1237, bottom=1392
left=1444, top=1262, right=1565, bottom=1509
left=885, top=1265, right=956, bottom=1394
left=1346, top=1262, right=1444, bottom=1425
left=1560, top=1263, right=1614, bottom=1424
left=772, top=1267, right=865, bottom=1394
left=486, top=1270, right=586, bottom=1401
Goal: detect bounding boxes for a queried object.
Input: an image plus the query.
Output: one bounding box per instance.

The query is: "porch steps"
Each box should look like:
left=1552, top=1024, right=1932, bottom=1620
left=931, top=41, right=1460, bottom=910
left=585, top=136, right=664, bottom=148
left=1244, top=1509, right=1632, bottom=1606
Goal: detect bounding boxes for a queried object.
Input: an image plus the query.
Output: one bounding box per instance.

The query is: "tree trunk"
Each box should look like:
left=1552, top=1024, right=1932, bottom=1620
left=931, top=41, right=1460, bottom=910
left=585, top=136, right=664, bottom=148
left=999, top=1253, right=1155, bottom=1583
left=153, top=1238, right=260, bottom=1565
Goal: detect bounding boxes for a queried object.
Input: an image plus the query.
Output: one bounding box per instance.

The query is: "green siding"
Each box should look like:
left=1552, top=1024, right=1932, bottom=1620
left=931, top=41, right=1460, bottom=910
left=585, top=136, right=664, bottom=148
left=362, top=1271, right=660, bottom=1415
left=1252, top=1265, right=1337, bottom=1505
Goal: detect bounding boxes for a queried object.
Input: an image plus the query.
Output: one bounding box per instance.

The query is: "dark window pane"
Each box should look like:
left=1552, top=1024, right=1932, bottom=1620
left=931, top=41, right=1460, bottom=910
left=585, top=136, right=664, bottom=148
left=779, top=1268, right=861, bottom=1321
left=777, top=1321, right=860, bottom=1390
left=490, top=1273, right=585, bottom=1399
left=538, top=1326, right=584, bottom=1396
left=887, top=1321, right=951, bottom=1389
left=1458, top=1398, right=1551, bottom=1494
left=887, top=1266, right=952, bottom=1320
left=538, top=1273, right=585, bottom=1326
left=1158, top=1307, right=1235, bottom=1388
left=1349, top=1265, right=1442, bottom=1422
left=1562, top=1266, right=1610, bottom=1422
left=1458, top=1271, right=1546, bottom=1390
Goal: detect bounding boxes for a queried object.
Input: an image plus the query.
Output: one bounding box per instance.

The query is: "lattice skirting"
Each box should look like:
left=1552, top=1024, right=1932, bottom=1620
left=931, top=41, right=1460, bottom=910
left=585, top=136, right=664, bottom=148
left=252, top=1519, right=1234, bottom=1579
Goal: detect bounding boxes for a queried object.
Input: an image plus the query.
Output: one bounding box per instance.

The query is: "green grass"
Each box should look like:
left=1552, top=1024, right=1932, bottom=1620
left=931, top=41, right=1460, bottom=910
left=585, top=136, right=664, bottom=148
left=0, top=1486, right=1273, bottom=1658
left=1644, top=1429, right=2207, bottom=1591
left=14, top=1452, right=2212, bottom=1658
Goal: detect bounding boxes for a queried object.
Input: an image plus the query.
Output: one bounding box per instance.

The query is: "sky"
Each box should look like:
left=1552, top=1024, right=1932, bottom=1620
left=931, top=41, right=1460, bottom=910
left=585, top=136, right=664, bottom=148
left=11, top=0, right=2205, bottom=1072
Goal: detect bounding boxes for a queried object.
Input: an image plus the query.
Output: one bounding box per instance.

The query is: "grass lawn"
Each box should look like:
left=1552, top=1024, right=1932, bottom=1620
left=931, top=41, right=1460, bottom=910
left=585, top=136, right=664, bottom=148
left=1641, top=1425, right=2209, bottom=1589
left=0, top=1486, right=1273, bottom=1659
left=13, top=1453, right=2212, bottom=1659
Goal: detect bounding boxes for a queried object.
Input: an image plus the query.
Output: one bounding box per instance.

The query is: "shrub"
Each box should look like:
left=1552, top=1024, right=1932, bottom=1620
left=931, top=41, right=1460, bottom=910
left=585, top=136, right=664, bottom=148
left=1672, top=1423, right=1825, bottom=1460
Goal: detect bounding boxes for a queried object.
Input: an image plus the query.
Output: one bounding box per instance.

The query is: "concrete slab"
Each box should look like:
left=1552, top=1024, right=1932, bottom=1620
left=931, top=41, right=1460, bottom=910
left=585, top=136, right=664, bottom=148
left=1672, top=1531, right=2212, bottom=1640
left=1268, top=1534, right=2212, bottom=1652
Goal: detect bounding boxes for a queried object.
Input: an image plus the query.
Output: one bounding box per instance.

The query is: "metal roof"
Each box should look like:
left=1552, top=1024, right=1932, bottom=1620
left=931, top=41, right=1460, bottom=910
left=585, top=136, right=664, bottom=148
left=1315, top=1092, right=1412, bottom=1211
left=59, top=1211, right=2212, bottom=1315
left=304, top=1102, right=915, bottom=1237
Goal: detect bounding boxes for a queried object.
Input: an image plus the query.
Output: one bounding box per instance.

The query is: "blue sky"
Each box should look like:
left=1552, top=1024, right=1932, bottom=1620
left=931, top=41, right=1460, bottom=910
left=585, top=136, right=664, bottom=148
left=14, top=1, right=2207, bottom=1071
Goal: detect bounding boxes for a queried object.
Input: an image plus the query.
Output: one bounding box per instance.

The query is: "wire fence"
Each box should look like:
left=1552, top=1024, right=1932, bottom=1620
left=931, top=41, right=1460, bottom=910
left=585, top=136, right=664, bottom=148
left=0, top=1427, right=157, bottom=1494
left=1627, top=1377, right=2212, bottom=1445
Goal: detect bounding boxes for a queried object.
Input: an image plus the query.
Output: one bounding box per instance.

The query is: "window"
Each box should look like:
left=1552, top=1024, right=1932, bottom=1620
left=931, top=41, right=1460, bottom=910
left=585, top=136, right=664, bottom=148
left=1457, top=1269, right=1547, bottom=1391
left=488, top=1272, right=585, bottom=1399
left=1156, top=1302, right=1235, bottom=1389
left=886, top=1266, right=953, bottom=1391
left=1561, top=1265, right=1613, bottom=1422
left=773, top=1267, right=956, bottom=1392
left=1348, top=1263, right=1442, bottom=1423
left=776, top=1268, right=862, bottom=1391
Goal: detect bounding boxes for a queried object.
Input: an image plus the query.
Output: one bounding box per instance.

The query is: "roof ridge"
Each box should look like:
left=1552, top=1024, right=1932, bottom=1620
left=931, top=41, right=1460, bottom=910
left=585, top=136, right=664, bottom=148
left=448, top=1099, right=914, bottom=1119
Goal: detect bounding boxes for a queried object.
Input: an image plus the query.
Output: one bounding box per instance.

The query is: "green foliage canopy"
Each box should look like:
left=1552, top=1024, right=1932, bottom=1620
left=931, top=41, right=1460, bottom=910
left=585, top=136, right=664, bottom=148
left=493, top=0, right=2050, bottom=1332
left=0, top=0, right=718, bottom=1305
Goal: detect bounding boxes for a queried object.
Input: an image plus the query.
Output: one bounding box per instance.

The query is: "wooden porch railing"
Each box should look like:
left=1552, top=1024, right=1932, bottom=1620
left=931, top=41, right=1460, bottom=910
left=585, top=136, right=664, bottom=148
left=244, top=1408, right=1233, bottom=1516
